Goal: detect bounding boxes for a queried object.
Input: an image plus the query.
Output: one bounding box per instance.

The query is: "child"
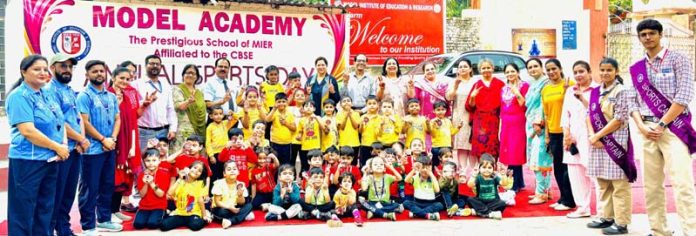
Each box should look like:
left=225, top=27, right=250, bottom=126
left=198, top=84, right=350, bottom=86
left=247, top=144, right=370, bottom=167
left=332, top=172, right=363, bottom=226
left=147, top=138, right=177, bottom=184
left=377, top=99, right=402, bottom=147
left=160, top=161, right=211, bottom=231
left=247, top=120, right=270, bottom=149
left=170, top=135, right=212, bottom=193
left=429, top=101, right=463, bottom=168
left=218, top=128, right=258, bottom=187
left=400, top=138, right=427, bottom=203
left=467, top=154, right=513, bottom=220
left=402, top=98, right=428, bottom=149
left=296, top=101, right=322, bottom=173
left=238, top=86, right=268, bottom=141
left=260, top=65, right=284, bottom=110
left=438, top=161, right=470, bottom=218
left=384, top=148, right=406, bottom=203
left=134, top=148, right=171, bottom=230
left=403, top=154, right=443, bottom=221
left=323, top=146, right=340, bottom=195
left=284, top=72, right=302, bottom=104
left=265, top=93, right=296, bottom=166
left=434, top=148, right=454, bottom=178
left=289, top=88, right=306, bottom=171
left=359, top=156, right=403, bottom=221
left=251, top=146, right=279, bottom=209
left=299, top=167, right=335, bottom=220
left=264, top=164, right=303, bottom=221
left=320, top=99, right=339, bottom=152
left=206, top=105, right=238, bottom=181
left=211, top=161, right=253, bottom=229
left=359, top=95, right=382, bottom=167
left=336, top=96, right=361, bottom=163
left=301, top=149, right=325, bottom=188
left=333, top=146, right=362, bottom=192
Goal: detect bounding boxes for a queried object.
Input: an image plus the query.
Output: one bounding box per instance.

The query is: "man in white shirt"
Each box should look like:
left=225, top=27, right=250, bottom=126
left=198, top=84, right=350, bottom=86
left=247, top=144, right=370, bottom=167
left=203, top=57, right=243, bottom=119
left=132, top=55, right=177, bottom=152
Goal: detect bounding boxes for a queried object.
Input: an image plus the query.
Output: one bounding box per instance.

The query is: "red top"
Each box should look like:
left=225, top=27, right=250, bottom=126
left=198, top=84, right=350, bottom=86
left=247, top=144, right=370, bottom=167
left=465, top=78, right=506, bottom=114
left=218, top=147, right=258, bottom=186
left=137, top=168, right=171, bottom=210
left=174, top=154, right=213, bottom=178
left=159, top=161, right=176, bottom=176
left=336, top=165, right=362, bottom=192
left=251, top=165, right=277, bottom=193
left=108, top=85, right=142, bottom=175
left=401, top=156, right=415, bottom=196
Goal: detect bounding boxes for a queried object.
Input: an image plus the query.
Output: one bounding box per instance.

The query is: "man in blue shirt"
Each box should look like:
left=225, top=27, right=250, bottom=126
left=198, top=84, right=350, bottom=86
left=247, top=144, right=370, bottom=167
left=203, top=57, right=243, bottom=118
left=46, top=53, right=91, bottom=236
left=76, top=60, right=123, bottom=234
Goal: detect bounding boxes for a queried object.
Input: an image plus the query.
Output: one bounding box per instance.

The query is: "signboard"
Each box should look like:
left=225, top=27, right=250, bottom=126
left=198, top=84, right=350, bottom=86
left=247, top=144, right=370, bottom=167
left=511, top=28, right=557, bottom=58
left=562, top=20, right=577, bottom=50
left=341, top=0, right=445, bottom=65
left=9, top=0, right=349, bottom=89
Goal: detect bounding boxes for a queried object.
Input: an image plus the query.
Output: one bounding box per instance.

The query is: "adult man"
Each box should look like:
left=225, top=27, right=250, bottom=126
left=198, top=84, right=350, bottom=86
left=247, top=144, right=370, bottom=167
left=76, top=60, right=122, bottom=234
left=629, top=19, right=696, bottom=236
left=132, top=55, right=177, bottom=152
left=203, top=57, right=243, bottom=117
left=340, top=54, right=376, bottom=113
left=46, top=54, right=90, bottom=236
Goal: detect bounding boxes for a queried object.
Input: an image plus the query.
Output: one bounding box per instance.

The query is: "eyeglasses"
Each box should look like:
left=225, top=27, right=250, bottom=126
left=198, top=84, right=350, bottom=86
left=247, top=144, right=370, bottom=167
left=56, top=64, right=75, bottom=70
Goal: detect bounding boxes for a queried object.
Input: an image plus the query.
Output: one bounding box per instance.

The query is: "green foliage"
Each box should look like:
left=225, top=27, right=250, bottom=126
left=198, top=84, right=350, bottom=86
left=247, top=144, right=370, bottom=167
left=609, top=0, right=632, bottom=14
left=446, top=0, right=469, bottom=18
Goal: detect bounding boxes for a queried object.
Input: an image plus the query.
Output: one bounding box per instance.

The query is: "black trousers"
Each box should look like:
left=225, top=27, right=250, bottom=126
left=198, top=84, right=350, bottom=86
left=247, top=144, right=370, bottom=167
left=467, top=197, right=506, bottom=216
left=160, top=215, right=206, bottom=231
left=212, top=203, right=252, bottom=225
left=508, top=165, right=525, bottom=191
left=299, top=201, right=335, bottom=213
left=549, top=133, right=576, bottom=207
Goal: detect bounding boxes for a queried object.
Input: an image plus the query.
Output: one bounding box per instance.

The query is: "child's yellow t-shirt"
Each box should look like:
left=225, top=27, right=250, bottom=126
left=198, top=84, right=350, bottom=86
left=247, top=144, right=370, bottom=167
left=236, top=108, right=266, bottom=141
left=211, top=179, right=249, bottom=208
left=206, top=122, right=231, bottom=156
left=173, top=180, right=207, bottom=217
left=289, top=107, right=302, bottom=145
left=541, top=79, right=576, bottom=134
left=404, top=115, right=427, bottom=148
left=297, top=117, right=321, bottom=150
left=270, top=110, right=295, bottom=144
left=333, top=189, right=356, bottom=208
left=431, top=118, right=459, bottom=148
left=378, top=114, right=402, bottom=145
left=260, top=82, right=284, bottom=109
left=360, top=113, right=382, bottom=146
left=320, top=115, right=338, bottom=152
left=336, top=111, right=360, bottom=147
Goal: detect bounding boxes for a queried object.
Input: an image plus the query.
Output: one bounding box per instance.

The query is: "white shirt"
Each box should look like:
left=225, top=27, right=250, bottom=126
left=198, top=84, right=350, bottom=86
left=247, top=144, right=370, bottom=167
left=132, top=77, right=178, bottom=132
left=203, top=77, right=240, bottom=114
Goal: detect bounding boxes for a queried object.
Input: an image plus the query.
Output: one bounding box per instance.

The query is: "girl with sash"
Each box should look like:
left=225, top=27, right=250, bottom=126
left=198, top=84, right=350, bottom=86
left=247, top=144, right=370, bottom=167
left=305, top=57, right=340, bottom=116
left=408, top=62, right=450, bottom=164
left=173, top=64, right=207, bottom=150
left=465, top=59, right=505, bottom=159
left=585, top=58, right=636, bottom=235
left=499, top=63, right=529, bottom=192
left=524, top=58, right=553, bottom=205
left=376, top=57, right=408, bottom=116
left=446, top=59, right=478, bottom=174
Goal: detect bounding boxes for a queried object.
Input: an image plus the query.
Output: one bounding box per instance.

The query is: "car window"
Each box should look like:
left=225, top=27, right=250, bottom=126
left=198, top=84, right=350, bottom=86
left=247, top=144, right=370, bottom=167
left=508, top=55, right=526, bottom=72
left=409, top=56, right=455, bottom=75
left=463, top=54, right=512, bottom=75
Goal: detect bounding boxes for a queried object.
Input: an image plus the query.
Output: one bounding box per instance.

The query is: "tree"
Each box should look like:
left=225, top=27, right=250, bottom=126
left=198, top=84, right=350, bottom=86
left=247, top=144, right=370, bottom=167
left=446, top=0, right=470, bottom=18
left=609, top=0, right=632, bottom=23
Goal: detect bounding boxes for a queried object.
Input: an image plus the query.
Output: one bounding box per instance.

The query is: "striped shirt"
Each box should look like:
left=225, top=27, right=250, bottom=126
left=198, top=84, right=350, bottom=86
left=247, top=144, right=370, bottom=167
left=630, top=48, right=695, bottom=116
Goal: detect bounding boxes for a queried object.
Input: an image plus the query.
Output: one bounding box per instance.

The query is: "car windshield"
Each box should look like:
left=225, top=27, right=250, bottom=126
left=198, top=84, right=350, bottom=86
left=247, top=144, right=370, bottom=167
left=407, top=56, right=455, bottom=75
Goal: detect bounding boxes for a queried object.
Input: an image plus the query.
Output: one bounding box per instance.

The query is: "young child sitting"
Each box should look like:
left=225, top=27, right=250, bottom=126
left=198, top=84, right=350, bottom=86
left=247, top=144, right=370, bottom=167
left=467, top=154, right=513, bottom=220
left=434, top=148, right=454, bottom=178
left=301, top=149, right=325, bottom=189
left=403, top=154, right=443, bottom=221
left=359, top=156, right=403, bottom=221
left=438, top=161, right=471, bottom=217
left=384, top=148, right=406, bottom=203
left=333, top=146, right=362, bottom=192
left=169, top=135, right=212, bottom=193
left=264, top=164, right=303, bottom=221
left=160, top=161, right=211, bottom=231
left=134, top=148, right=171, bottom=230
left=299, top=167, right=335, bottom=220
left=332, top=172, right=363, bottom=226
left=251, top=146, right=279, bottom=209
left=218, top=128, right=258, bottom=187
left=211, top=161, right=254, bottom=229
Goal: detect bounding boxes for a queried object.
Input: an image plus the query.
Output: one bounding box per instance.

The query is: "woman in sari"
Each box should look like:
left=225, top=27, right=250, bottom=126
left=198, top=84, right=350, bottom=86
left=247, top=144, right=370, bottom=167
left=465, top=59, right=505, bottom=159
left=525, top=58, right=553, bottom=205
left=376, top=57, right=408, bottom=116
left=305, top=57, right=340, bottom=116
left=446, top=59, right=478, bottom=173
left=172, top=64, right=207, bottom=151
left=499, top=63, right=529, bottom=192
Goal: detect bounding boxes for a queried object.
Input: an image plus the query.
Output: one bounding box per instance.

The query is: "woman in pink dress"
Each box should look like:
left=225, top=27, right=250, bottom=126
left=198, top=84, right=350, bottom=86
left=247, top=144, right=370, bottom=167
left=376, top=57, right=408, bottom=116
left=465, top=59, right=505, bottom=159
left=499, top=63, right=529, bottom=192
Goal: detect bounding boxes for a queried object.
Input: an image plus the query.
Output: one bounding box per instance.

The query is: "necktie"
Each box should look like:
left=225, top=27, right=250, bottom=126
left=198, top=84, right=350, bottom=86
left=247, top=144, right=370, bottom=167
left=221, top=80, right=234, bottom=112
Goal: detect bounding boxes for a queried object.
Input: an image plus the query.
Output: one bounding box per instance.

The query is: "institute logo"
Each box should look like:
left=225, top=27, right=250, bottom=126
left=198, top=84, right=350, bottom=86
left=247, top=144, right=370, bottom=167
left=51, top=26, right=92, bottom=60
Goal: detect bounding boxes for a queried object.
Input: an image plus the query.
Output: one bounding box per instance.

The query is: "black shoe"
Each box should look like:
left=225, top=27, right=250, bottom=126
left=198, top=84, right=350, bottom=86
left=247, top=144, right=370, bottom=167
left=602, top=223, right=628, bottom=235
left=587, top=218, right=615, bottom=229
left=265, top=213, right=279, bottom=221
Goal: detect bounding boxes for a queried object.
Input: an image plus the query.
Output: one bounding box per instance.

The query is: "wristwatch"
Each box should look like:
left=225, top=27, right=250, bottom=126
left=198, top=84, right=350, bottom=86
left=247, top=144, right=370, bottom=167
left=658, top=121, right=668, bottom=128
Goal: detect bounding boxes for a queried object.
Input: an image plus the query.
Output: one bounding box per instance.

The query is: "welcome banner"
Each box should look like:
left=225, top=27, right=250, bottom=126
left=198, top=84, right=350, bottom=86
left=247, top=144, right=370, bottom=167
left=9, top=0, right=349, bottom=89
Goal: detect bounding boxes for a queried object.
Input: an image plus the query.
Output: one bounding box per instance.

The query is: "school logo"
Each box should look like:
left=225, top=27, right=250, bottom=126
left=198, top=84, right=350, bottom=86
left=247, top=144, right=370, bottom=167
left=637, top=74, right=644, bottom=83
left=51, top=26, right=92, bottom=60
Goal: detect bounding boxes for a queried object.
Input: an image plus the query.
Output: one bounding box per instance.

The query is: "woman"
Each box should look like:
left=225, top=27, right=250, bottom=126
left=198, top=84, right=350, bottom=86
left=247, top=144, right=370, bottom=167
left=108, top=67, right=144, bottom=219
left=446, top=59, right=478, bottom=173
left=172, top=64, right=207, bottom=151
left=541, top=59, right=576, bottom=210
left=376, top=57, right=407, bottom=116
left=525, top=58, right=553, bottom=205
left=305, top=57, right=340, bottom=116
left=499, top=63, right=529, bottom=192
left=408, top=62, right=449, bottom=119
left=120, top=61, right=138, bottom=82
left=465, top=59, right=505, bottom=158
left=6, top=55, right=70, bottom=235
left=585, top=58, right=636, bottom=235
left=561, top=60, right=596, bottom=218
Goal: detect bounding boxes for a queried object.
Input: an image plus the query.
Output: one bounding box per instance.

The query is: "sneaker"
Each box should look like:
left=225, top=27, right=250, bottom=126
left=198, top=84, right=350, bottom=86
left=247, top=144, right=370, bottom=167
left=222, top=219, right=232, bottom=229
left=367, top=211, right=374, bottom=219
left=120, top=203, right=137, bottom=213
left=311, top=209, right=320, bottom=218
left=384, top=212, right=397, bottom=221
left=397, top=204, right=404, bottom=213
left=602, top=223, right=628, bottom=235
left=285, top=204, right=302, bottom=218
left=319, top=212, right=332, bottom=221
left=506, top=198, right=516, bottom=206
left=96, top=222, right=123, bottom=232
left=297, top=211, right=310, bottom=220
left=489, top=211, right=502, bottom=220
left=261, top=203, right=270, bottom=212
left=110, top=214, right=123, bottom=224
left=265, top=212, right=279, bottom=221
left=587, top=218, right=615, bottom=229
left=358, top=196, right=366, bottom=204
left=566, top=210, right=591, bottom=219
left=245, top=213, right=255, bottom=221
left=554, top=204, right=573, bottom=211
left=549, top=203, right=560, bottom=208
left=82, top=229, right=97, bottom=236
left=113, top=212, right=132, bottom=221
left=352, top=209, right=364, bottom=227
left=447, top=205, right=459, bottom=217
left=429, top=213, right=440, bottom=221
left=408, top=212, right=414, bottom=218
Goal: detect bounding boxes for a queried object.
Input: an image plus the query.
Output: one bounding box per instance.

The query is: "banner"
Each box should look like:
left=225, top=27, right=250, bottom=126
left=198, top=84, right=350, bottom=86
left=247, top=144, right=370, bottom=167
left=341, top=0, right=445, bottom=65
left=9, top=0, right=349, bottom=89
left=511, top=28, right=557, bottom=58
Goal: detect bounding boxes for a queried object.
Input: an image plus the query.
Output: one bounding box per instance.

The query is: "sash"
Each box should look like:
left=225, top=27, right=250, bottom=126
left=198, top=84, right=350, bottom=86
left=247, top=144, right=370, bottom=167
left=589, top=87, right=637, bottom=182
left=630, top=59, right=696, bottom=154
left=414, top=77, right=447, bottom=102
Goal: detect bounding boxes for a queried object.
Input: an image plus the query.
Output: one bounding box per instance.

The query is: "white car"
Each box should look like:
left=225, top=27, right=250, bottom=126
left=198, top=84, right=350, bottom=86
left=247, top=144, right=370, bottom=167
left=405, top=50, right=528, bottom=81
